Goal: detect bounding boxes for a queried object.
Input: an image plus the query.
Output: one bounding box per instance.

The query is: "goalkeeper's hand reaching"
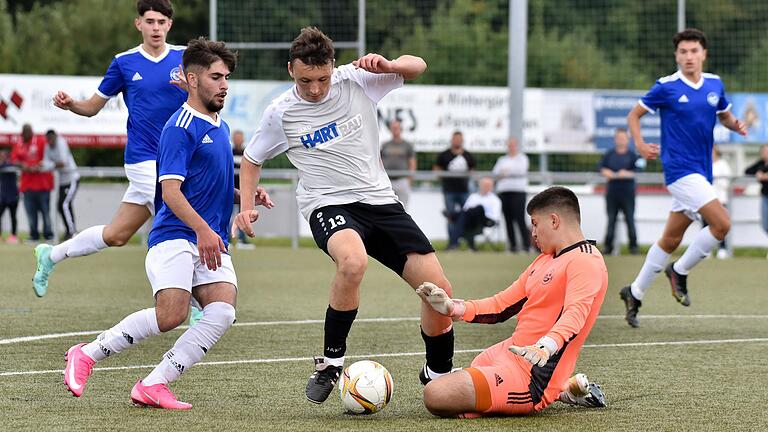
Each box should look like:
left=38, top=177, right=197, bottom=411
left=415, top=282, right=465, bottom=321
left=508, top=336, right=558, bottom=367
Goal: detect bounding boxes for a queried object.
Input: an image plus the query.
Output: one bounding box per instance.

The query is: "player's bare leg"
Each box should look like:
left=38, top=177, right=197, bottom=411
left=102, top=202, right=152, bottom=246
left=34, top=202, right=151, bottom=297
left=423, top=370, right=476, bottom=417
left=306, top=229, right=367, bottom=403
left=403, top=252, right=455, bottom=383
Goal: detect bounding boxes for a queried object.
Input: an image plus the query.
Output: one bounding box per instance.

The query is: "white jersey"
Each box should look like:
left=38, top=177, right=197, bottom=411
left=244, top=64, right=403, bottom=219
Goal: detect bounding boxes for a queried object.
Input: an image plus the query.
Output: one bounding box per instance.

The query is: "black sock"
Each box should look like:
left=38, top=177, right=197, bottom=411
left=421, top=327, right=454, bottom=374
left=323, top=306, right=358, bottom=359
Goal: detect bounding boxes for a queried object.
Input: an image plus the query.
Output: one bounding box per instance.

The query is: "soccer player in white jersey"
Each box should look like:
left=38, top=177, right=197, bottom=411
left=34, top=0, right=187, bottom=297
left=62, top=38, right=262, bottom=409
left=620, top=29, right=747, bottom=328
left=234, top=27, right=456, bottom=404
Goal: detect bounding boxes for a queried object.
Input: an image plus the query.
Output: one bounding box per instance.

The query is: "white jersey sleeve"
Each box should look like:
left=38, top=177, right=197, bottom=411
left=336, top=64, right=404, bottom=103
left=243, top=102, right=290, bottom=165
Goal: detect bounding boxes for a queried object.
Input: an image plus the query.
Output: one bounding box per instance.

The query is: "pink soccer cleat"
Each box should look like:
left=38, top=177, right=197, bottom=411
left=64, top=343, right=96, bottom=397
left=130, top=380, right=192, bottom=410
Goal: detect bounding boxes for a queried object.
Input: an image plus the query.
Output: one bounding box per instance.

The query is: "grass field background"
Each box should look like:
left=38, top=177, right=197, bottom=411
left=1, top=244, right=767, bottom=431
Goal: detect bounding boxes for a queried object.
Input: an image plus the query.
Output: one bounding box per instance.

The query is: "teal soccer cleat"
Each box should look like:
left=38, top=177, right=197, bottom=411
left=33, top=244, right=56, bottom=297
left=189, top=306, right=204, bottom=326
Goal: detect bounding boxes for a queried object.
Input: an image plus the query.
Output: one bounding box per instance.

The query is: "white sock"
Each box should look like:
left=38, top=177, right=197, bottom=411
left=425, top=365, right=451, bottom=380
left=82, top=308, right=160, bottom=362
left=630, top=243, right=670, bottom=300
left=50, top=225, right=108, bottom=263
left=143, top=302, right=236, bottom=386
left=324, top=356, right=345, bottom=368
left=674, top=227, right=719, bottom=275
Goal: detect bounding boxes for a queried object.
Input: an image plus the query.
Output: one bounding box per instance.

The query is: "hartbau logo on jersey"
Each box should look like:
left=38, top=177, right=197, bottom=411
left=299, top=114, right=363, bottom=149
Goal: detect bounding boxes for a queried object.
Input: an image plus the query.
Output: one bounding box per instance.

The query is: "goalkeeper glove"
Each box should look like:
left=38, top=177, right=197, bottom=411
left=415, top=282, right=466, bottom=320
left=508, top=336, right=558, bottom=367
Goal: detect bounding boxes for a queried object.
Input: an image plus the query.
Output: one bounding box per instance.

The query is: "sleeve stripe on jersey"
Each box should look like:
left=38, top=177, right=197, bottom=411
left=158, top=174, right=185, bottom=182
left=638, top=99, right=655, bottom=114
left=470, top=297, right=527, bottom=324
left=175, top=109, right=194, bottom=129
left=242, top=151, right=263, bottom=166
left=716, top=103, right=732, bottom=114
left=95, top=89, right=113, bottom=99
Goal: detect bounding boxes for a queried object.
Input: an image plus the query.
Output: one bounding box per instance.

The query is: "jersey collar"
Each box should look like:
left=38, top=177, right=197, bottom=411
left=676, top=70, right=704, bottom=90
left=138, top=43, right=171, bottom=63
left=554, top=239, right=596, bottom=258
left=182, top=102, right=221, bottom=127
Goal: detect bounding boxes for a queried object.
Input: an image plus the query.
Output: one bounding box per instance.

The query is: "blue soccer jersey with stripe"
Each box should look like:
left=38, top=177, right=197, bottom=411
left=149, top=103, right=234, bottom=249
left=97, top=44, right=187, bottom=164
left=639, top=71, right=731, bottom=185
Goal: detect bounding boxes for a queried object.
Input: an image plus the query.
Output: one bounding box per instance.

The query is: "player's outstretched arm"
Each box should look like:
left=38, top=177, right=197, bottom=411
left=718, top=111, right=748, bottom=136
left=627, top=104, right=659, bottom=160
left=52, top=91, right=108, bottom=118
left=352, top=54, right=427, bottom=80
left=232, top=158, right=263, bottom=238
left=161, top=179, right=226, bottom=271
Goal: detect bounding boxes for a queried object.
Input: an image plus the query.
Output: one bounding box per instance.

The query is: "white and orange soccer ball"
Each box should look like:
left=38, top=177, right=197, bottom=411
left=339, top=360, right=394, bottom=414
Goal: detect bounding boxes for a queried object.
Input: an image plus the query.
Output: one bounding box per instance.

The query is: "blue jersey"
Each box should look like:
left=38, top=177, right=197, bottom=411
left=149, top=103, right=235, bottom=250
left=639, top=71, right=731, bottom=185
left=97, top=44, right=187, bottom=164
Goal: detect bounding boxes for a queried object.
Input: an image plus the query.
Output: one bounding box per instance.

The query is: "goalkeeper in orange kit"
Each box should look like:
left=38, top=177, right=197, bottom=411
left=417, top=186, right=608, bottom=418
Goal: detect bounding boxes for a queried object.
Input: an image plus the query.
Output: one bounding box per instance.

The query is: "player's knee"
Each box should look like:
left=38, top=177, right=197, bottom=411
left=205, top=302, right=237, bottom=333
left=423, top=383, right=453, bottom=417
left=709, top=220, right=731, bottom=239
left=103, top=229, right=130, bottom=247
left=337, top=254, right=368, bottom=282
left=157, top=310, right=187, bottom=332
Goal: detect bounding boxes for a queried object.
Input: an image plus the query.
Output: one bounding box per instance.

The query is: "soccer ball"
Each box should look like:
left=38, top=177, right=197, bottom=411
left=339, top=360, right=394, bottom=414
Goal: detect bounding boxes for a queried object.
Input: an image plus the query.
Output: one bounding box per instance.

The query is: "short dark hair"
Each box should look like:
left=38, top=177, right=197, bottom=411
left=526, top=186, right=581, bottom=223
left=615, top=127, right=627, bottom=134
left=137, top=0, right=173, bottom=18
left=45, top=129, right=56, bottom=136
left=183, top=37, right=237, bottom=74
left=674, top=28, right=707, bottom=50
left=289, top=27, right=334, bottom=66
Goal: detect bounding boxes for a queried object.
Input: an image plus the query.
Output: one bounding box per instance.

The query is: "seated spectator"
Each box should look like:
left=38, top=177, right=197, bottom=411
left=445, top=177, right=501, bottom=251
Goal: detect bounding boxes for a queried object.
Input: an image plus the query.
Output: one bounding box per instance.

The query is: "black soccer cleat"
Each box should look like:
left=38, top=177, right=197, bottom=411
left=665, top=262, right=690, bottom=306
left=305, top=356, right=342, bottom=404
left=581, top=383, right=608, bottom=408
left=619, top=285, right=642, bottom=328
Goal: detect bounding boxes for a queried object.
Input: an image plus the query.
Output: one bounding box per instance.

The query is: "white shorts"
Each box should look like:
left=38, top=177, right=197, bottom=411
left=123, top=160, right=157, bottom=215
left=145, top=239, right=238, bottom=308
left=667, top=173, right=718, bottom=220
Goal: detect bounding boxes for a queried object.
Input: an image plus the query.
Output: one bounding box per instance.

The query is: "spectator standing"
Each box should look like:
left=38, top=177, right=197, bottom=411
left=0, top=149, right=20, bottom=244
left=231, top=129, right=254, bottom=249
left=10, top=124, right=54, bottom=242
left=492, top=137, right=530, bottom=253
left=381, top=119, right=416, bottom=208
left=45, top=130, right=80, bottom=240
left=434, top=131, right=475, bottom=248
left=599, top=128, right=640, bottom=255
left=710, top=146, right=731, bottom=259
left=745, top=144, right=768, bottom=256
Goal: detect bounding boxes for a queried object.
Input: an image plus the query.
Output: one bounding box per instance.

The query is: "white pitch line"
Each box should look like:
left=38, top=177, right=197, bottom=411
left=2, top=337, right=767, bottom=378
left=1, top=314, right=767, bottom=346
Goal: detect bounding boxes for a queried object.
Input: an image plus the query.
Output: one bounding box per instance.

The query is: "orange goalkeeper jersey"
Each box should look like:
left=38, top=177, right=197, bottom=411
left=462, top=239, right=608, bottom=407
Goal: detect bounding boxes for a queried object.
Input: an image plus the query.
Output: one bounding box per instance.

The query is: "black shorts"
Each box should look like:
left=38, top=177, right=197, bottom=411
left=309, top=202, right=435, bottom=275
